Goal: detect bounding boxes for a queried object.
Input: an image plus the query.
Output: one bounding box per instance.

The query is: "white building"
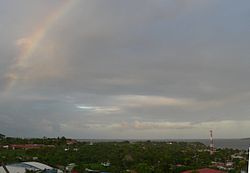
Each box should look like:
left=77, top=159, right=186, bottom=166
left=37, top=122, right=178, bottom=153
left=0, top=161, right=63, bottom=173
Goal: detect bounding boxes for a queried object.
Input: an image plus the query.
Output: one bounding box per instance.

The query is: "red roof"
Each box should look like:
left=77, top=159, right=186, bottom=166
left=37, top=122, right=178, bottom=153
left=182, top=168, right=226, bottom=173
left=10, top=144, right=44, bottom=149
left=10, top=144, right=55, bottom=149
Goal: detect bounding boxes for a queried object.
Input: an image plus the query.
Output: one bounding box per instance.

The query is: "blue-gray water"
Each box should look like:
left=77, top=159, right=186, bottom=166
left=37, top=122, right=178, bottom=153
left=78, top=139, right=250, bottom=150
left=174, top=139, right=250, bottom=150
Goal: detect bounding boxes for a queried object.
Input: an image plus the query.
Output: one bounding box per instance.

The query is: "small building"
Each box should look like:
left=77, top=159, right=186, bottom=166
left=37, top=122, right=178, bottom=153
left=2, top=145, right=9, bottom=149
left=66, top=163, right=76, bottom=172
left=101, top=161, right=110, bottom=167
left=9, top=144, right=55, bottom=150
left=225, top=161, right=233, bottom=167
left=85, top=168, right=100, bottom=173
left=0, top=161, right=62, bottom=173
left=231, top=154, right=244, bottom=159
left=66, top=139, right=78, bottom=145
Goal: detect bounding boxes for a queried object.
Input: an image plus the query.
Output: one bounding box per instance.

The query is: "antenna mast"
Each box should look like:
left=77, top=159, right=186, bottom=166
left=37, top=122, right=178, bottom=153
left=209, top=130, right=214, bottom=155
left=248, top=147, right=250, bottom=173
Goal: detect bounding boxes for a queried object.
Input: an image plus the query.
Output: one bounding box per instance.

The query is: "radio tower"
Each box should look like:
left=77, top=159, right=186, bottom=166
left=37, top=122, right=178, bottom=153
left=209, top=130, right=214, bottom=155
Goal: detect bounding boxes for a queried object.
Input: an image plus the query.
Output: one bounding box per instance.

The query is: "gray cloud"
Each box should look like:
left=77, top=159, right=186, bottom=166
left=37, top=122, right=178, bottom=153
left=0, top=0, right=250, bottom=138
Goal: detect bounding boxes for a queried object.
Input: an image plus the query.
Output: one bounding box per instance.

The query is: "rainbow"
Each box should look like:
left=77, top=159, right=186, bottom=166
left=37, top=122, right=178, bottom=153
left=4, top=0, right=77, bottom=92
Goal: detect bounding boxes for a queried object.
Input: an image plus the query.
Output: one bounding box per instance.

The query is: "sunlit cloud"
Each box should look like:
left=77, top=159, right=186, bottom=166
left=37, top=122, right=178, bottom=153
left=113, top=94, right=219, bottom=110
left=76, top=105, right=95, bottom=110
left=115, top=95, right=194, bottom=107
left=62, top=120, right=250, bottom=133
left=132, top=121, right=193, bottom=130
left=76, top=105, right=121, bottom=114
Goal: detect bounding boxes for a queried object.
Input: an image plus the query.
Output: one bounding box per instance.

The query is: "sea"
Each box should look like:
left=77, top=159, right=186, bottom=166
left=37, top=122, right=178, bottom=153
left=174, top=139, right=250, bottom=150
left=78, top=138, right=250, bottom=150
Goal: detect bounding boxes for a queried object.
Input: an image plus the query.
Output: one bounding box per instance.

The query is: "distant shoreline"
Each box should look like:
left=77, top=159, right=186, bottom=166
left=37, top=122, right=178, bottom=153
left=241, top=138, right=250, bottom=140
left=76, top=138, right=250, bottom=150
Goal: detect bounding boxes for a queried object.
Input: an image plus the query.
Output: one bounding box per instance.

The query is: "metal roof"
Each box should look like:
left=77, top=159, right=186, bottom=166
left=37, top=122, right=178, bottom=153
left=23, top=162, right=53, bottom=170
left=0, top=162, right=62, bottom=173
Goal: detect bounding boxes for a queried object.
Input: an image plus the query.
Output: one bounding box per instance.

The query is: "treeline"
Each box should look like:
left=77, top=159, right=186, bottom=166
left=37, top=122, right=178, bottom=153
left=0, top=135, right=68, bottom=145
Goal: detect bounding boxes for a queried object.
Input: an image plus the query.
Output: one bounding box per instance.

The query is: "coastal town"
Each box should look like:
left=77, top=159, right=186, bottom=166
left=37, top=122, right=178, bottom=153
left=0, top=134, right=248, bottom=173
left=1, top=0, right=250, bottom=172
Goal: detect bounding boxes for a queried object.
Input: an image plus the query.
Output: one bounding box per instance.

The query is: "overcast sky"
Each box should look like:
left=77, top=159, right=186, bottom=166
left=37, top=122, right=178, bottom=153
left=0, top=0, right=250, bottom=139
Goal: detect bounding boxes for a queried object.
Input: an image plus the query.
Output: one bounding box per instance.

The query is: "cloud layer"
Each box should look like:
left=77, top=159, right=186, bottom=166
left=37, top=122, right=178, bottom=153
left=0, top=0, right=250, bottom=138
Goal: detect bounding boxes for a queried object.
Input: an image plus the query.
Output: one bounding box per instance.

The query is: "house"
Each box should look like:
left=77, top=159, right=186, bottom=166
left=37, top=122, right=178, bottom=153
left=231, top=154, right=244, bottom=159
left=2, top=145, right=8, bottom=149
left=210, top=162, right=227, bottom=170
left=225, top=161, right=233, bottom=167
left=9, top=144, right=55, bottom=150
left=85, top=168, right=100, bottom=173
left=10, top=144, right=44, bottom=150
left=0, top=161, right=62, bottom=173
left=66, top=139, right=78, bottom=145
left=66, top=163, right=76, bottom=172
left=101, top=161, right=110, bottom=167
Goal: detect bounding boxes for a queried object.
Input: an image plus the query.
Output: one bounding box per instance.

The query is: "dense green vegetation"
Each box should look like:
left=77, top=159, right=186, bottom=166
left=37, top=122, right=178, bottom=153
left=0, top=136, right=248, bottom=173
